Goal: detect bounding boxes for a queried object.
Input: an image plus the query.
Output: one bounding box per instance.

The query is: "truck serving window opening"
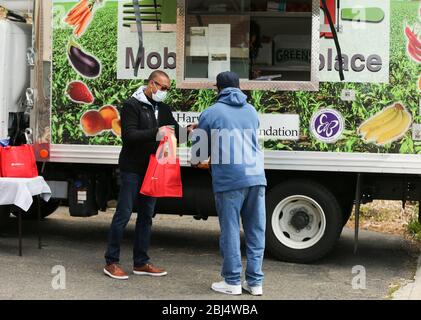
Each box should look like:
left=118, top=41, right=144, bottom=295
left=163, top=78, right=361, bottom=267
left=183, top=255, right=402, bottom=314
left=320, top=0, right=344, bottom=81
left=176, top=0, right=320, bottom=91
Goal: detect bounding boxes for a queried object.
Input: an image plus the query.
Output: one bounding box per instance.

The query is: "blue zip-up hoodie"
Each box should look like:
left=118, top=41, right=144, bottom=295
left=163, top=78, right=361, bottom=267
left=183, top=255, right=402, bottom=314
left=195, top=87, right=267, bottom=193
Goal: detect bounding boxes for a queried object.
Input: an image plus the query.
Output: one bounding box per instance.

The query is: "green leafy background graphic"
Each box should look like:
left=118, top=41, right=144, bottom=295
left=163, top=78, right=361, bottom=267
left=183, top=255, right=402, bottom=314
left=52, top=0, right=421, bottom=153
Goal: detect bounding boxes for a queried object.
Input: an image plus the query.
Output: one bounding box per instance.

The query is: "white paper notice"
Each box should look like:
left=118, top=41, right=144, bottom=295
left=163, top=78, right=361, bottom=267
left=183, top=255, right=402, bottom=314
left=190, top=27, right=208, bottom=56
left=208, top=24, right=231, bottom=79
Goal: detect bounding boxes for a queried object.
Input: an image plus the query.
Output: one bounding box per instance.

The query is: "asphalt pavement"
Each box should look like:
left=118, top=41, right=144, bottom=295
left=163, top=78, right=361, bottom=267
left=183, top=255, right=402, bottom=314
left=0, top=207, right=418, bottom=300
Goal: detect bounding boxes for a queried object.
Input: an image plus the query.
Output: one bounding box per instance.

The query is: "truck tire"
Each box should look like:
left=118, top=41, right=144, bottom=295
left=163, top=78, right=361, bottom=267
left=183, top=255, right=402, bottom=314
left=266, top=180, right=343, bottom=263
left=0, top=205, right=11, bottom=230
left=340, top=199, right=354, bottom=227
left=12, top=198, right=60, bottom=220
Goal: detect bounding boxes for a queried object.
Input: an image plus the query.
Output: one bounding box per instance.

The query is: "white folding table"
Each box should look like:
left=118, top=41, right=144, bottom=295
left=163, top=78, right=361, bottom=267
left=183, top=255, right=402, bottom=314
left=0, top=176, right=52, bottom=256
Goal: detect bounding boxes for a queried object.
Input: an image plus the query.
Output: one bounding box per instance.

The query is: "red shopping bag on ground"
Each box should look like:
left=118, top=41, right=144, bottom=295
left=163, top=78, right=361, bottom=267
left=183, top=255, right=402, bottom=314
left=140, top=131, right=182, bottom=198
left=1, top=144, right=38, bottom=178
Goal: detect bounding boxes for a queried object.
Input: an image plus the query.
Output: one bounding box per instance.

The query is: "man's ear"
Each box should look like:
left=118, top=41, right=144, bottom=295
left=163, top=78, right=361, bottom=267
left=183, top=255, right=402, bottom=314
left=147, top=79, right=155, bottom=92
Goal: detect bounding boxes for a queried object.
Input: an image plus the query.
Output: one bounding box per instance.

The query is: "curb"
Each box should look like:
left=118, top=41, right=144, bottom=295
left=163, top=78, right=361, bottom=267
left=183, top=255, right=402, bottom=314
left=393, top=255, right=421, bottom=300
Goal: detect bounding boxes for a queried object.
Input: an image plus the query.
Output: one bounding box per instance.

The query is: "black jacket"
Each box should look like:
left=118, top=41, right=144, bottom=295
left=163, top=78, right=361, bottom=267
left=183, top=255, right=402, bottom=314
left=118, top=96, right=183, bottom=174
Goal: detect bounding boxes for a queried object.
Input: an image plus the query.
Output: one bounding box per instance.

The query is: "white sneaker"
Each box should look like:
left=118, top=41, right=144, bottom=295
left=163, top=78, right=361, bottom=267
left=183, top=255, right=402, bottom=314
left=211, top=281, right=242, bottom=295
left=242, top=281, right=263, bottom=296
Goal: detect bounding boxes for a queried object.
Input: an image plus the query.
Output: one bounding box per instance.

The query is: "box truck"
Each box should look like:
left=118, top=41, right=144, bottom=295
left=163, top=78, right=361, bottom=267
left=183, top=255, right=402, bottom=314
left=0, top=0, right=420, bottom=263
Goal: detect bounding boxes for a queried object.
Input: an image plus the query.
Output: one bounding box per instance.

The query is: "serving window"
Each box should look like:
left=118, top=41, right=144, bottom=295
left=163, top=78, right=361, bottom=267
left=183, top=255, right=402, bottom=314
left=176, top=0, right=320, bottom=91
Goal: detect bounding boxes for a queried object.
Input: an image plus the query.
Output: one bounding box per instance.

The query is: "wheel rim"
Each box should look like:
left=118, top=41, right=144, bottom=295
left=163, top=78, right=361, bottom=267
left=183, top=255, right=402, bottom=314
left=271, top=195, right=326, bottom=250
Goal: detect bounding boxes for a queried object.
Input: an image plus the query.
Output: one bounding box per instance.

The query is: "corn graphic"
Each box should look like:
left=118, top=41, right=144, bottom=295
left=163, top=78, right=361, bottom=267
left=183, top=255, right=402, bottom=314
left=358, top=103, right=412, bottom=145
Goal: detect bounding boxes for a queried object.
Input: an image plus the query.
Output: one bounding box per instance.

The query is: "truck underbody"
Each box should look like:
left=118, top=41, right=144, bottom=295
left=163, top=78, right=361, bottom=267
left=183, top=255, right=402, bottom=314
left=35, top=157, right=421, bottom=263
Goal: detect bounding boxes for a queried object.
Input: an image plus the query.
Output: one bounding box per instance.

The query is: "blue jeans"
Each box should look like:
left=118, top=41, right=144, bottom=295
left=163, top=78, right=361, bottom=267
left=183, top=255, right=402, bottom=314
left=105, top=171, right=157, bottom=267
left=214, top=186, right=266, bottom=287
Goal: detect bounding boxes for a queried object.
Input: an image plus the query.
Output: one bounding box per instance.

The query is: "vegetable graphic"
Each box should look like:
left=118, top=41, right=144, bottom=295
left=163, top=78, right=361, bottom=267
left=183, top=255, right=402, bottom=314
left=358, top=103, right=412, bottom=145
left=99, top=105, right=119, bottom=129
left=66, top=81, right=94, bottom=104
left=405, top=26, right=421, bottom=63
left=68, top=39, right=101, bottom=78
left=80, top=106, right=120, bottom=137
left=80, top=110, right=106, bottom=136
left=111, top=119, right=121, bottom=137
left=64, top=0, right=103, bottom=37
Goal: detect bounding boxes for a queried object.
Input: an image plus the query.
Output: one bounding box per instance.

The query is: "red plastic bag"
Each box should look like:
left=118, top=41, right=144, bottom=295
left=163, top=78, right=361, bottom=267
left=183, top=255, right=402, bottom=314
left=140, top=132, right=182, bottom=198
left=0, top=144, right=38, bottom=178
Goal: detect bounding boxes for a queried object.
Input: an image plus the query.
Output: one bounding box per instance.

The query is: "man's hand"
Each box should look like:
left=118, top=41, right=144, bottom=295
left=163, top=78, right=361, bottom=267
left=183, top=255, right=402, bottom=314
left=187, top=123, right=198, bottom=135
left=191, top=159, right=210, bottom=170
left=158, top=126, right=174, bottom=140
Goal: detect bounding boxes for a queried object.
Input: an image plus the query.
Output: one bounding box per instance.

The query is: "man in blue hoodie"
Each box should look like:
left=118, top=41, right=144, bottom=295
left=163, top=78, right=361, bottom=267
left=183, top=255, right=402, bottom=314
left=192, top=71, right=267, bottom=296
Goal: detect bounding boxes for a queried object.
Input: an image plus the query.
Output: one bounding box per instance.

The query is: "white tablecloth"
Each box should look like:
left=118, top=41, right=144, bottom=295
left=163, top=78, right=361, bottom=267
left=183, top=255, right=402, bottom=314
left=0, top=176, right=52, bottom=212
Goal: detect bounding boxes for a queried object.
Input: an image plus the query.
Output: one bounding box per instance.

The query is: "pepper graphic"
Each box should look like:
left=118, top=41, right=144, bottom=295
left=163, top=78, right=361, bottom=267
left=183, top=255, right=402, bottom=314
left=66, top=81, right=94, bottom=104
left=405, top=26, right=421, bottom=63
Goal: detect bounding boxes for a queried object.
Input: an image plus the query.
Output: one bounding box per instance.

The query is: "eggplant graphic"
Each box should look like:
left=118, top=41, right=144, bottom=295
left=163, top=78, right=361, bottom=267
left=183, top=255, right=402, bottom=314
left=67, top=39, right=101, bottom=78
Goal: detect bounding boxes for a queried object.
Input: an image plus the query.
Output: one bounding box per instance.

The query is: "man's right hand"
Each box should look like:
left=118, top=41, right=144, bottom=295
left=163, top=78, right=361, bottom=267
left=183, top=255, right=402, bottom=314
left=191, top=159, right=210, bottom=170
left=187, top=123, right=198, bottom=134
left=158, top=126, right=174, bottom=140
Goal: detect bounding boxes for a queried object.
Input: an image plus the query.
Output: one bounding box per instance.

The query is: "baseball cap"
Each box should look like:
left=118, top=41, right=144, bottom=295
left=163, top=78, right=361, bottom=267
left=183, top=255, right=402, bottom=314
left=216, top=71, right=240, bottom=89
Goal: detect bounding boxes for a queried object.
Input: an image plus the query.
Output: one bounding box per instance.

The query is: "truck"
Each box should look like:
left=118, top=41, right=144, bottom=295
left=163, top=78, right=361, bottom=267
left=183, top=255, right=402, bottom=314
left=0, top=0, right=420, bottom=263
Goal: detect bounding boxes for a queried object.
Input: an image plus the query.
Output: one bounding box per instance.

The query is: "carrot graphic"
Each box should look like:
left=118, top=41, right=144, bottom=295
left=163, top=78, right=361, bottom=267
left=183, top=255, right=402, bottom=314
left=64, top=0, right=100, bottom=38
left=65, top=0, right=88, bottom=23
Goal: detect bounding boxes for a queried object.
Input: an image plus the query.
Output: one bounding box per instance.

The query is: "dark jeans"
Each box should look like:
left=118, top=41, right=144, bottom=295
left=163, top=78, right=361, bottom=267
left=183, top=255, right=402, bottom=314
left=105, top=171, right=157, bottom=267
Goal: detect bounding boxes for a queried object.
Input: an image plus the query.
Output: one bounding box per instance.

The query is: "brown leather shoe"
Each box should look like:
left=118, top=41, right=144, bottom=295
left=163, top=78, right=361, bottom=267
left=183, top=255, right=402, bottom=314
left=133, top=263, right=168, bottom=277
left=103, top=263, right=129, bottom=280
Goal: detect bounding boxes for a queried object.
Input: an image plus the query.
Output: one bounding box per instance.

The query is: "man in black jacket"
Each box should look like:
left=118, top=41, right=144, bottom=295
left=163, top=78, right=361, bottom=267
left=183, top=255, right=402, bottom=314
left=104, top=70, right=189, bottom=280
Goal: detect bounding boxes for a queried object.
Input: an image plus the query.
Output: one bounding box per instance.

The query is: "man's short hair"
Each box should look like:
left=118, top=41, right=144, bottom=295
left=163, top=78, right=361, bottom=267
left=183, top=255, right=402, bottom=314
left=148, top=70, right=170, bottom=82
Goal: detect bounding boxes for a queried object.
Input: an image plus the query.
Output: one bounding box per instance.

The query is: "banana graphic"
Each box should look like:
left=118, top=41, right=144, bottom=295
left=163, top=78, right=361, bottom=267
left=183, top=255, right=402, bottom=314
left=358, top=106, right=396, bottom=135
left=376, top=110, right=412, bottom=145
left=358, top=103, right=412, bottom=145
left=364, top=110, right=402, bottom=142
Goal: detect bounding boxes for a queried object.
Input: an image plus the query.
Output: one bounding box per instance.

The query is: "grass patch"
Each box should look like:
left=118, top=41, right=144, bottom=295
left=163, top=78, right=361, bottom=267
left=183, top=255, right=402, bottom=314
left=385, top=282, right=402, bottom=300
left=407, top=218, right=421, bottom=241
left=346, top=200, right=419, bottom=237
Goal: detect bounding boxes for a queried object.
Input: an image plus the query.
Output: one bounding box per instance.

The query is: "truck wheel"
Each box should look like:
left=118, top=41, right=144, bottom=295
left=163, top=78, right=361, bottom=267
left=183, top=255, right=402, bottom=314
left=0, top=205, right=11, bottom=230
left=341, top=199, right=354, bottom=227
left=266, top=180, right=343, bottom=263
left=12, top=198, right=60, bottom=220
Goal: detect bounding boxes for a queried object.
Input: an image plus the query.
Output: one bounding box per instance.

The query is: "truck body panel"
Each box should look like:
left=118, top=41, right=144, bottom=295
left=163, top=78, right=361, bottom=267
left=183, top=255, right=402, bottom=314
left=44, top=0, right=421, bottom=174
left=50, top=143, right=421, bottom=175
